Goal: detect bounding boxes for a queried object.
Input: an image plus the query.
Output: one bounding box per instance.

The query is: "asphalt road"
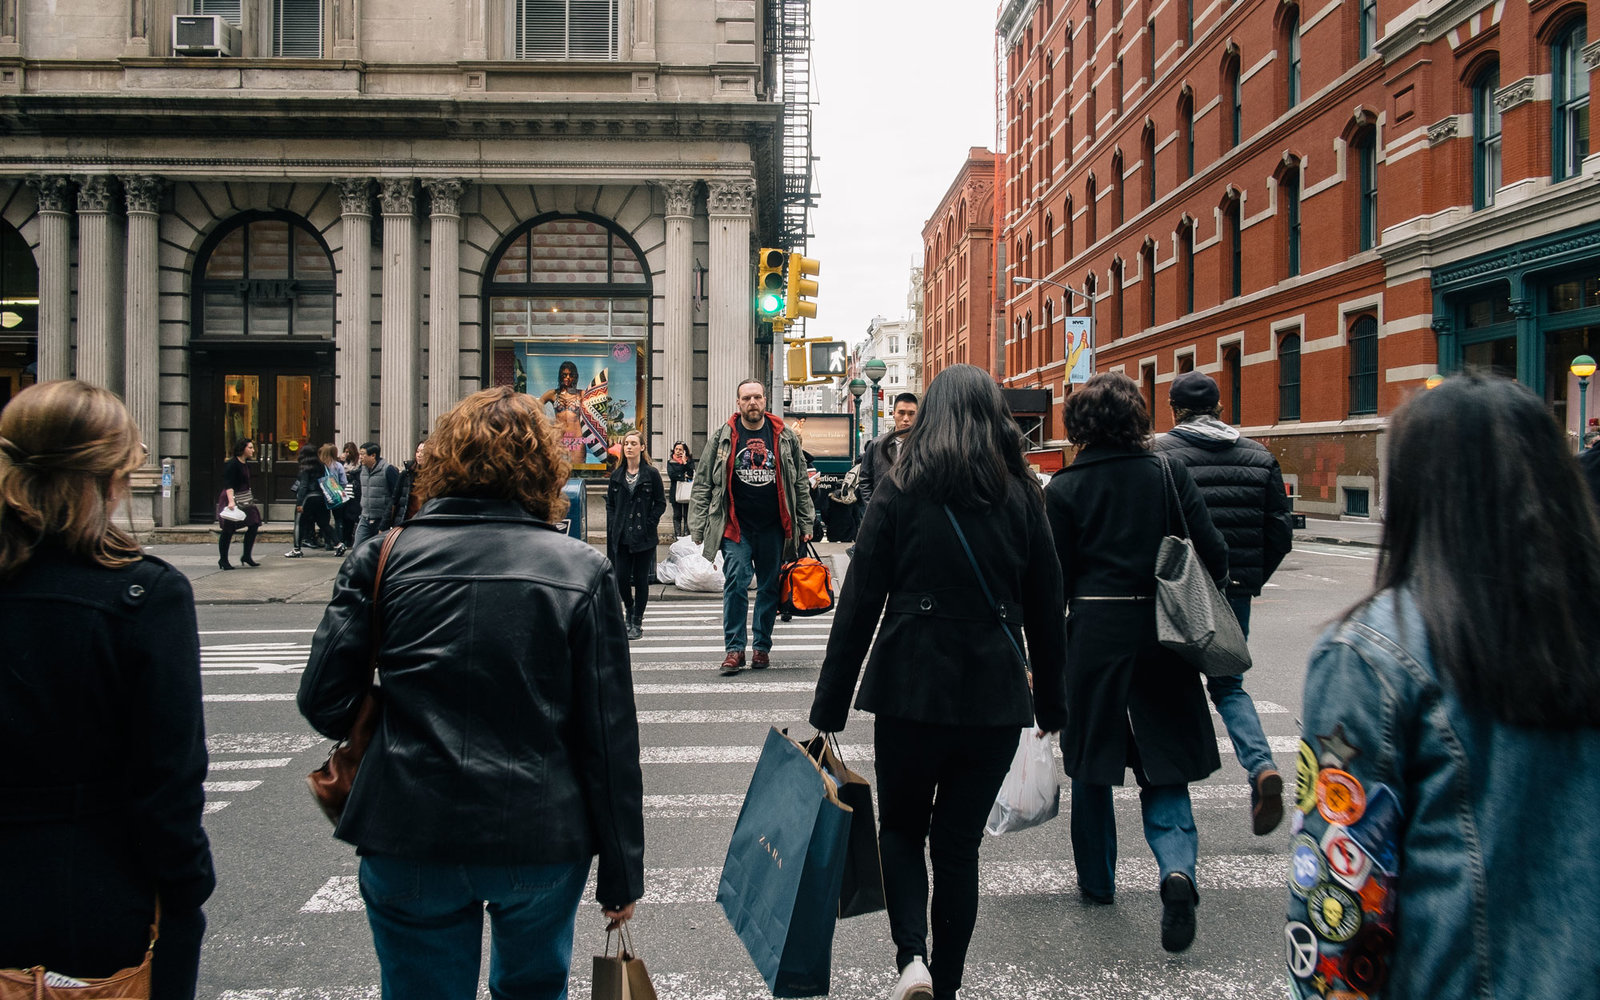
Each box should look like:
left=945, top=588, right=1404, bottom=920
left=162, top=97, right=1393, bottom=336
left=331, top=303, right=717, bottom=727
left=192, top=541, right=1378, bottom=1000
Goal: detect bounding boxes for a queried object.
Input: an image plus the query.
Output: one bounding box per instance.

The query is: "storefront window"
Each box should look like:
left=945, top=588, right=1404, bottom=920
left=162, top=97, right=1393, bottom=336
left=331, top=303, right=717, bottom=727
left=196, top=215, right=335, bottom=338
left=1462, top=337, right=1517, bottom=379
left=1463, top=291, right=1512, bottom=329
left=223, top=375, right=260, bottom=458
left=1549, top=276, right=1600, bottom=314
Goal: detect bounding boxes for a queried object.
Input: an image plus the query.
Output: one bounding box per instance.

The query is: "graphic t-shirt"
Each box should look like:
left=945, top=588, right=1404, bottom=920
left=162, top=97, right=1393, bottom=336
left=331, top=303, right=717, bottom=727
left=731, top=420, right=780, bottom=533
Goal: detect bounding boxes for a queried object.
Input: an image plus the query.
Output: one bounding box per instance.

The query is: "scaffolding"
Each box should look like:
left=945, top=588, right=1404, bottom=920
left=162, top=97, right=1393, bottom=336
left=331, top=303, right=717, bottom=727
left=770, top=0, right=817, bottom=249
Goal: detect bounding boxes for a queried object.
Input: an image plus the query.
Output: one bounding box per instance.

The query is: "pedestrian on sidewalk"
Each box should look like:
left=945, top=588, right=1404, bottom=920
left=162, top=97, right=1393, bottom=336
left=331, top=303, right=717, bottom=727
left=1153, top=371, right=1294, bottom=835
left=690, top=378, right=814, bottom=676
left=0, top=380, right=214, bottom=1000
left=386, top=439, right=427, bottom=530
left=216, top=436, right=261, bottom=569
left=606, top=429, right=665, bottom=640
left=1287, top=373, right=1600, bottom=999
left=809, top=364, right=1068, bottom=1000
left=298, top=386, right=643, bottom=1000
left=351, top=441, right=400, bottom=549
left=1044, top=372, right=1227, bottom=954
left=339, top=441, right=362, bottom=547
left=286, top=446, right=338, bottom=558
left=666, top=440, right=695, bottom=537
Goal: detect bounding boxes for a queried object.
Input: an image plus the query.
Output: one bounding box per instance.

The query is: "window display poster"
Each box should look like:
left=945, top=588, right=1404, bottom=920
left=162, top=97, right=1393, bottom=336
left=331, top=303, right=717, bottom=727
left=513, top=341, right=641, bottom=470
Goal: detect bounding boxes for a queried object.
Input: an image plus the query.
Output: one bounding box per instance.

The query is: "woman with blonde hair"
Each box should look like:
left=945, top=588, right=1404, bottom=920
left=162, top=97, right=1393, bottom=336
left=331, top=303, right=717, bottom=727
left=299, top=385, right=644, bottom=1000
left=606, top=428, right=666, bottom=639
left=0, top=380, right=214, bottom=999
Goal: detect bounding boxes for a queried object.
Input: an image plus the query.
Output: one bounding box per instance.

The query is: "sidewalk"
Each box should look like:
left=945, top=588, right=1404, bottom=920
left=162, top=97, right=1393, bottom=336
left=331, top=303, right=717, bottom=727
left=1293, top=516, right=1382, bottom=549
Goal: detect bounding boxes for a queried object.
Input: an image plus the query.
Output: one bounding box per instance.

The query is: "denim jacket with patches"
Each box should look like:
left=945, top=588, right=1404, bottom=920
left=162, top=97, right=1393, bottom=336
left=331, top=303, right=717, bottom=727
left=1287, top=588, right=1600, bottom=1000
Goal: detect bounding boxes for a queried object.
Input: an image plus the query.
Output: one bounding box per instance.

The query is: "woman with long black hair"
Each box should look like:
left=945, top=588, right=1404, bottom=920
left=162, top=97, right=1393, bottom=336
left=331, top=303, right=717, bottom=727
left=666, top=440, right=695, bottom=537
left=1286, top=373, right=1600, bottom=1000
left=606, top=429, right=666, bottom=639
left=810, top=363, right=1068, bottom=1000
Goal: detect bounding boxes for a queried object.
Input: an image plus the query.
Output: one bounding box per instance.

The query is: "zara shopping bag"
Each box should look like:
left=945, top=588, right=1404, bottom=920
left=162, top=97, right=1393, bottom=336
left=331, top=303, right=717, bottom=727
left=1154, top=457, right=1252, bottom=677
left=803, top=734, right=886, bottom=918
left=591, top=926, right=658, bottom=1000
left=718, top=727, right=853, bottom=997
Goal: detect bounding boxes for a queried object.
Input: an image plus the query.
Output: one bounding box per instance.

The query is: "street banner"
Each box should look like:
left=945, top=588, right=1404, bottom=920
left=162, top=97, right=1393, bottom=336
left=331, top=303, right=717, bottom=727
left=1065, top=317, right=1094, bottom=384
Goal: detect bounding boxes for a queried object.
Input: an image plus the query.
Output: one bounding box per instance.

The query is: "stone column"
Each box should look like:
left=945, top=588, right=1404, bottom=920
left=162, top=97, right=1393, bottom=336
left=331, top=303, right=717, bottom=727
left=423, top=178, right=465, bottom=430
left=122, top=174, right=162, bottom=460
left=0, top=0, right=20, bottom=55
left=659, top=180, right=696, bottom=451
left=632, top=0, right=656, bottom=61
left=336, top=178, right=373, bottom=444
left=463, top=0, right=486, bottom=58
left=124, top=0, right=150, bottom=56
left=379, top=179, right=418, bottom=454
left=26, top=175, right=72, bottom=381
left=75, top=175, right=119, bottom=392
left=331, top=0, right=358, bottom=59
left=706, top=177, right=755, bottom=437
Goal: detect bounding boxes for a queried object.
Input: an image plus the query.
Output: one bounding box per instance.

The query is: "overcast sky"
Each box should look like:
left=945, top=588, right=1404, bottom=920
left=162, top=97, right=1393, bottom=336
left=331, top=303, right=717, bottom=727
left=801, top=1, right=1001, bottom=351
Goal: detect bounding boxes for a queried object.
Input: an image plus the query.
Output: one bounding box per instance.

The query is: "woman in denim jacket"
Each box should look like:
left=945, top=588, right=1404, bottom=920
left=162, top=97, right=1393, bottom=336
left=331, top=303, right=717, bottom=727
left=1287, top=373, right=1600, bottom=999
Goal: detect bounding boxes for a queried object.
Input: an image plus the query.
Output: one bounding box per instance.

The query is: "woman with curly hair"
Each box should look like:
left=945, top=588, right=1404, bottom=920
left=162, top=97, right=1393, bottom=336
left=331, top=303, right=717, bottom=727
left=0, top=380, right=213, bottom=998
left=298, top=386, right=644, bottom=1000
left=1044, top=372, right=1227, bottom=954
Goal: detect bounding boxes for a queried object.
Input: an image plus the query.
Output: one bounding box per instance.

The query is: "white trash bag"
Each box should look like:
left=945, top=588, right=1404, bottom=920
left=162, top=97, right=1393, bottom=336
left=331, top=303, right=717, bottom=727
left=655, top=537, right=684, bottom=584
left=671, top=536, right=726, bottom=593
left=985, top=728, right=1061, bottom=836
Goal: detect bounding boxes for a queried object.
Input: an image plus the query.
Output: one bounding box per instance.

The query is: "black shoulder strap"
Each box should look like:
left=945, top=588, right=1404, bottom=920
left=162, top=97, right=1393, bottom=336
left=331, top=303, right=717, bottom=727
left=943, top=504, right=1029, bottom=671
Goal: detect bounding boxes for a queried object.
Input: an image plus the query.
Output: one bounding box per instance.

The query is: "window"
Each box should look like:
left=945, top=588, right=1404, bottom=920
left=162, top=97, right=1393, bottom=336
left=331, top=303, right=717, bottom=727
left=1146, top=19, right=1157, bottom=88
left=1348, top=315, right=1378, bottom=414
left=1142, top=361, right=1158, bottom=417
left=1179, top=220, right=1195, bottom=314
left=1226, top=197, right=1243, bottom=298
left=1283, top=169, right=1302, bottom=277
left=513, top=0, right=619, bottom=60
left=1180, top=91, right=1196, bottom=179
left=1552, top=22, right=1589, bottom=181
left=272, top=0, right=322, bottom=56
left=1286, top=10, right=1302, bottom=109
left=1185, top=0, right=1193, bottom=46
left=1142, top=241, right=1157, bottom=328
left=1226, top=56, right=1243, bottom=150
left=1064, top=195, right=1075, bottom=259
left=1344, top=487, right=1370, bottom=517
left=194, top=213, right=334, bottom=337
left=194, top=0, right=242, bottom=24
left=1112, top=152, right=1125, bottom=226
left=1111, top=259, right=1124, bottom=339
left=1224, top=345, right=1242, bottom=423
left=1143, top=125, right=1157, bottom=207
left=1086, top=175, right=1098, bottom=245
left=1358, top=0, right=1377, bottom=59
left=1473, top=67, right=1502, bottom=209
left=1044, top=213, right=1055, bottom=274
left=1355, top=129, right=1378, bottom=251
left=1116, top=53, right=1125, bottom=116
left=1043, top=299, right=1055, bottom=363
left=889, top=336, right=899, bottom=354
left=1279, top=332, right=1301, bottom=419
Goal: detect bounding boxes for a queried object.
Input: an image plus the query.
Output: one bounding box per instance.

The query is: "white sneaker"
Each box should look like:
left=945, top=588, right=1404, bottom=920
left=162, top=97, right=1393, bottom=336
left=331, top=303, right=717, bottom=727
left=889, top=957, right=933, bottom=1000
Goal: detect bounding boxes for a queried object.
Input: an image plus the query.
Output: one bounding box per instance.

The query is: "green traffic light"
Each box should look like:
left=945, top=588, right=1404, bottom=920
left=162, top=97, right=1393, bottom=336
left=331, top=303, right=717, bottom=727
left=758, top=292, right=785, bottom=316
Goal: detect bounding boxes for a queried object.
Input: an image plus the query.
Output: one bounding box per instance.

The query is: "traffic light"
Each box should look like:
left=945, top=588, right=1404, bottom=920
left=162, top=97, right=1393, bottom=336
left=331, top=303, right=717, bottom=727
left=784, top=343, right=809, bottom=385
left=809, top=341, right=848, bottom=377
left=785, top=253, right=820, bottom=324
left=756, top=248, right=787, bottom=330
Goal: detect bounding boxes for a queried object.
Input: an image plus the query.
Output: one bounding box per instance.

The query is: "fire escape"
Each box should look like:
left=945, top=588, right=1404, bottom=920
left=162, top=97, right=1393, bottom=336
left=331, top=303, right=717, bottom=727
left=770, top=0, right=816, bottom=251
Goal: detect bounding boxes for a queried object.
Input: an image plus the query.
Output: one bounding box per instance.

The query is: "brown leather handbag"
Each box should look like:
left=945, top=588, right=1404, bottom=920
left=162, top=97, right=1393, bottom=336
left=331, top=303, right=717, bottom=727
left=0, top=904, right=158, bottom=999
left=306, top=527, right=403, bottom=825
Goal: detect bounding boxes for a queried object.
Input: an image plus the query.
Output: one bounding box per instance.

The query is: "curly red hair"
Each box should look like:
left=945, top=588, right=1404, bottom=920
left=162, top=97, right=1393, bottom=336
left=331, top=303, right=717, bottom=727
left=414, top=387, right=570, bottom=522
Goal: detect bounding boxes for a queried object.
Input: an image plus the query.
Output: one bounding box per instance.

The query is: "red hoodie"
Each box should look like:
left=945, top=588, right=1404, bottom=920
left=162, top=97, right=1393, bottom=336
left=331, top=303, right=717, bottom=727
left=721, top=411, right=792, bottom=544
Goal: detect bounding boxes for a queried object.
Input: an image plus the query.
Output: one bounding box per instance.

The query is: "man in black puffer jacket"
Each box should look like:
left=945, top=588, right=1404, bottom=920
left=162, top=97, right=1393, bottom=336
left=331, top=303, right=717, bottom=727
left=1154, top=372, right=1294, bottom=837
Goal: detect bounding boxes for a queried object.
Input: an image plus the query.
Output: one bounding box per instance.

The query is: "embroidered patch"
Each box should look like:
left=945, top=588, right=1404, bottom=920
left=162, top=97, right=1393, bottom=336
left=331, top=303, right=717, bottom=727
left=1343, top=923, right=1395, bottom=993
left=1307, top=883, right=1363, bottom=943
left=1296, top=740, right=1320, bottom=814
left=1357, top=875, right=1391, bottom=916
left=1316, top=768, right=1367, bottom=825
left=1347, top=783, right=1403, bottom=876
left=1285, top=921, right=1320, bottom=979
left=1317, top=723, right=1363, bottom=769
left=1290, top=834, right=1325, bottom=897
left=1321, top=824, right=1374, bottom=891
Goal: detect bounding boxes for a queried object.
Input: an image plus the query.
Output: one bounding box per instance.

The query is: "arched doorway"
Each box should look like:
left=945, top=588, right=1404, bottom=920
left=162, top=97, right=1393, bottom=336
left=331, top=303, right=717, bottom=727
left=0, top=221, right=39, bottom=409
left=188, top=211, right=336, bottom=521
left=483, top=214, right=652, bottom=474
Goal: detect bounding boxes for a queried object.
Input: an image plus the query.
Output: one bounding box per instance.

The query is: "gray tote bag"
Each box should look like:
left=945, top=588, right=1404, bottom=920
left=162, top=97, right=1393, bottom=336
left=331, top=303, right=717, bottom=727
left=1154, top=456, right=1253, bottom=677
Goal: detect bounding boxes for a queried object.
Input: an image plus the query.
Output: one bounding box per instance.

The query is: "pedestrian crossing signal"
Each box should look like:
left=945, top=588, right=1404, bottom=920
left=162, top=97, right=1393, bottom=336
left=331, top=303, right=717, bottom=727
left=756, top=248, right=787, bottom=331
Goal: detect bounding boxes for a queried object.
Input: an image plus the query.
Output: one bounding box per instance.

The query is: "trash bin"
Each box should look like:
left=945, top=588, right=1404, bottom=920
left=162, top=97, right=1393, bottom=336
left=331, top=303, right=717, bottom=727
left=559, top=479, right=586, bottom=540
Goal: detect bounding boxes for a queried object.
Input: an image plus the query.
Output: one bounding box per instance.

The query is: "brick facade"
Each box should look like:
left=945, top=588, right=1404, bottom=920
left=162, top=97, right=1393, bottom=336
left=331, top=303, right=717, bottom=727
left=922, top=147, right=1000, bottom=384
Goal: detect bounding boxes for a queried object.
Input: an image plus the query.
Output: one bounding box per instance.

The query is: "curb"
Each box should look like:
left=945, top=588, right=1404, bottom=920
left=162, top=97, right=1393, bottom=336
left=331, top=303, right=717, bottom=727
left=1294, top=534, right=1381, bottom=549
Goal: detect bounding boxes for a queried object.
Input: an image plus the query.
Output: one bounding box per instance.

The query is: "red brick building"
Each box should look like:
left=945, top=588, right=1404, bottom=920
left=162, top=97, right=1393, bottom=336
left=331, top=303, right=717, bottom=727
left=923, top=148, right=1002, bottom=384
left=997, top=0, right=1599, bottom=517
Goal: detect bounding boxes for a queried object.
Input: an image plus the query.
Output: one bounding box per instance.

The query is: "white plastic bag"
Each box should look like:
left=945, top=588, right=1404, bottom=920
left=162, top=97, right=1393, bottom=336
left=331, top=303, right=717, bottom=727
left=985, top=728, right=1061, bottom=836
left=655, top=537, right=686, bottom=584
left=672, top=536, right=726, bottom=593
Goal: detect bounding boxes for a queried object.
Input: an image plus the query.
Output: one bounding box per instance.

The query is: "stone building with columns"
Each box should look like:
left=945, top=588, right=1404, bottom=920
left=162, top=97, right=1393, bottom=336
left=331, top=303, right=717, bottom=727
left=0, top=0, right=800, bottom=525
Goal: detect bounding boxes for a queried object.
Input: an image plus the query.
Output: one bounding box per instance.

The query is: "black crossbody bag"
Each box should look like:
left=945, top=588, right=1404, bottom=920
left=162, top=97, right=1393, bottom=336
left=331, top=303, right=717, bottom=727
left=942, top=504, right=1029, bottom=672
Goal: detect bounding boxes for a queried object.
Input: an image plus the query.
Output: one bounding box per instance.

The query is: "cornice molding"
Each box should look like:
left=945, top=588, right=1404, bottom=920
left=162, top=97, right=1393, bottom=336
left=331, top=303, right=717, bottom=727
left=1583, top=38, right=1600, bottom=70
left=1431, top=227, right=1600, bottom=289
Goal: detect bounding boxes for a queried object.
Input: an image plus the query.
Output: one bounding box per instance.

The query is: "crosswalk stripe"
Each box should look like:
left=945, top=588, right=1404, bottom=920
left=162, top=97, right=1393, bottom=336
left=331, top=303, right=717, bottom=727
left=204, top=780, right=263, bottom=793
left=202, top=801, right=231, bottom=815
left=205, top=693, right=297, bottom=702
left=636, top=737, right=1300, bottom=765
left=208, top=733, right=325, bottom=755
left=209, top=758, right=292, bottom=770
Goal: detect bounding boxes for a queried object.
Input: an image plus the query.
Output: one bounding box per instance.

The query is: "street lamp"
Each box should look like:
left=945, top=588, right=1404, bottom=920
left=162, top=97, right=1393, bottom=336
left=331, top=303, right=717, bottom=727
left=864, top=358, right=887, bottom=439
left=1424, top=373, right=1445, bottom=390
left=1013, top=276, right=1096, bottom=378
left=1572, top=354, right=1596, bottom=447
left=848, top=377, right=867, bottom=462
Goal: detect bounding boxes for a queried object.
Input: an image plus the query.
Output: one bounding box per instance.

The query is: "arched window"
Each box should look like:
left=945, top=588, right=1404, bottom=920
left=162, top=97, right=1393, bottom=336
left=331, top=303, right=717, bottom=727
left=1044, top=213, right=1055, bottom=274
left=1043, top=298, right=1055, bottom=368
left=1285, top=8, right=1302, bottom=109
left=1141, top=239, right=1157, bottom=329
left=1142, top=123, right=1158, bottom=208
left=1116, top=46, right=1126, bottom=116
left=1065, top=194, right=1075, bottom=259
left=1111, top=257, right=1125, bottom=340
left=1178, top=219, right=1195, bottom=314
left=1280, top=162, right=1302, bottom=277
left=1112, top=151, right=1126, bottom=226
left=1025, top=310, right=1035, bottom=372
left=1223, top=53, right=1243, bottom=151
left=1348, top=315, right=1379, bottom=415
left=1352, top=126, right=1379, bottom=251
left=1225, top=195, right=1243, bottom=299
left=1473, top=65, right=1502, bottom=209
left=1552, top=20, right=1590, bottom=181
left=194, top=212, right=334, bottom=339
left=1279, top=332, right=1301, bottom=419
left=1179, top=89, right=1196, bottom=179
left=1085, top=174, right=1098, bottom=245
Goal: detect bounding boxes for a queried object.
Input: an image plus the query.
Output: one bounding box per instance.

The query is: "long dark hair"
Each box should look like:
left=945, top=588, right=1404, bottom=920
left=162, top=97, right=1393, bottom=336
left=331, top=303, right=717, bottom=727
left=889, top=364, right=1036, bottom=509
left=1367, top=372, right=1600, bottom=728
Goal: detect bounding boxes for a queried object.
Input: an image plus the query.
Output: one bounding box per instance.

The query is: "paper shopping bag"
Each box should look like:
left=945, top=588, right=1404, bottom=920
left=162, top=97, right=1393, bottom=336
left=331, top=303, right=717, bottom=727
left=591, top=927, right=658, bottom=1000
left=803, top=734, right=886, bottom=918
left=717, top=727, right=852, bottom=997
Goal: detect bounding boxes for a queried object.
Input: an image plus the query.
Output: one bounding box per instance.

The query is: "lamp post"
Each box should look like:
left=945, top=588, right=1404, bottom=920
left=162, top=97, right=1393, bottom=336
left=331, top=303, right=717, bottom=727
left=1424, top=373, right=1445, bottom=389
left=1572, top=355, right=1596, bottom=448
left=1013, top=275, right=1096, bottom=377
left=864, top=358, right=887, bottom=439
left=848, top=377, right=867, bottom=461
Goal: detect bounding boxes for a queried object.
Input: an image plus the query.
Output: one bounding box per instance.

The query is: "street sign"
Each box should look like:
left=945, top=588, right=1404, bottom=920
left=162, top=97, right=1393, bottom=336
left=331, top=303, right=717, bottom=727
left=808, top=341, right=848, bottom=377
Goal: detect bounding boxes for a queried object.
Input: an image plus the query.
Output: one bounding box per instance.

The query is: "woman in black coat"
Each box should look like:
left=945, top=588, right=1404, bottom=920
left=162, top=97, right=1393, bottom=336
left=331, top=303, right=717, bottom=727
left=606, top=429, right=666, bottom=639
left=810, top=364, right=1068, bottom=1000
left=288, top=446, right=337, bottom=556
left=665, top=440, right=695, bottom=536
left=0, top=380, right=213, bottom=999
left=1043, top=373, right=1227, bottom=955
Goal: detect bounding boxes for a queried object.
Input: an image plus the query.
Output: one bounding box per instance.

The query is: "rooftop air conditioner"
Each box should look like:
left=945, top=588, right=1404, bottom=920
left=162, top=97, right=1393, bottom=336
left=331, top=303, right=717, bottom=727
left=173, top=14, right=240, bottom=56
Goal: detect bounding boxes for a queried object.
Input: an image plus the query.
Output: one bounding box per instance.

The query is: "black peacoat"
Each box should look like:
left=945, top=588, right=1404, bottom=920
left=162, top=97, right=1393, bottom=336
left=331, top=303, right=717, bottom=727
left=1045, top=444, right=1228, bottom=786
left=809, top=475, right=1068, bottom=733
left=605, top=461, right=667, bottom=557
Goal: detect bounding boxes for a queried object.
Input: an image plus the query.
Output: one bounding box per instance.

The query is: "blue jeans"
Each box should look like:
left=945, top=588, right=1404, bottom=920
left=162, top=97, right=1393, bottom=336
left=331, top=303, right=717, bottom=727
left=1206, top=594, right=1276, bottom=780
left=359, top=854, right=590, bottom=1000
left=721, top=529, right=783, bottom=653
left=1070, top=775, right=1197, bottom=899
left=352, top=516, right=383, bottom=549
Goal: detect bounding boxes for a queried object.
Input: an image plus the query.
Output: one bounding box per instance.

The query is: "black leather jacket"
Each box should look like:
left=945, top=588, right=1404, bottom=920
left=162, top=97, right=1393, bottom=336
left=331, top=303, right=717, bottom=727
left=298, top=497, right=645, bottom=908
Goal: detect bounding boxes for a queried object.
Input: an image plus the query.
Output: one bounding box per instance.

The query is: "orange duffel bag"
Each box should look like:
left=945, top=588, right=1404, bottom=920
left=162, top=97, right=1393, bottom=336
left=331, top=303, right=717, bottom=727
left=779, top=542, right=835, bottom=617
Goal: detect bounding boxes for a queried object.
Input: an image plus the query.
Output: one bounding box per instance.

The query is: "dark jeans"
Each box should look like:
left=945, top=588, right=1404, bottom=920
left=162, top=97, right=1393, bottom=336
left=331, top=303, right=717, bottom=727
left=614, top=546, right=652, bottom=621
left=721, top=528, right=784, bottom=653
left=1206, top=594, right=1275, bottom=779
left=218, top=519, right=258, bottom=564
left=294, top=497, right=333, bottom=550
left=671, top=501, right=690, bottom=536
left=874, top=715, right=1018, bottom=1000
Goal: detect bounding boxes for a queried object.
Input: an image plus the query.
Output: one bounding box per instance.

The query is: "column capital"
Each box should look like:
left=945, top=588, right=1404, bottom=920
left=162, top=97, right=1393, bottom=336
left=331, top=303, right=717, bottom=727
left=422, top=178, right=467, bottom=217
left=337, top=177, right=374, bottom=215
left=706, top=178, right=755, bottom=216
left=25, top=174, right=74, bottom=213
left=659, top=179, right=697, bottom=219
left=378, top=178, right=416, bottom=216
left=77, top=175, right=116, bottom=213
left=121, top=174, right=165, bottom=214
